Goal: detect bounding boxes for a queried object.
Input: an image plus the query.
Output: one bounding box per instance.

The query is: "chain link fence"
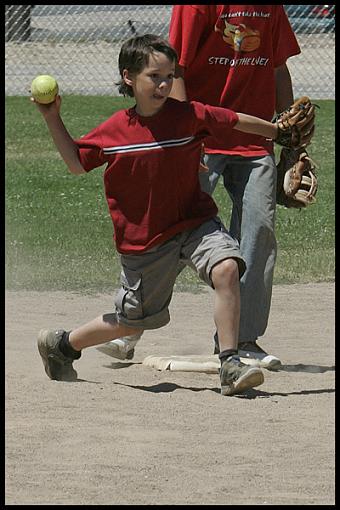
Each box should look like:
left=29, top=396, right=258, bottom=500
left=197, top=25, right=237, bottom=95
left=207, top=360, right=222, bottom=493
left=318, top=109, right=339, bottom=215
left=5, top=5, right=335, bottom=99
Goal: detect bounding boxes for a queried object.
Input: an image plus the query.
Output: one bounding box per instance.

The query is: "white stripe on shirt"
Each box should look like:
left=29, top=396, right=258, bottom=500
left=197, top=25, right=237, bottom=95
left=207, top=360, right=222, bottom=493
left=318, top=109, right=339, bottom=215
left=103, top=136, right=195, bottom=155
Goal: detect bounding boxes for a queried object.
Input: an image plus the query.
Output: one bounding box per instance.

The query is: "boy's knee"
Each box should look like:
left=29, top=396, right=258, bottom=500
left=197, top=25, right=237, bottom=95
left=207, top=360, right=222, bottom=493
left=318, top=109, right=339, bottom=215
left=211, top=258, right=239, bottom=288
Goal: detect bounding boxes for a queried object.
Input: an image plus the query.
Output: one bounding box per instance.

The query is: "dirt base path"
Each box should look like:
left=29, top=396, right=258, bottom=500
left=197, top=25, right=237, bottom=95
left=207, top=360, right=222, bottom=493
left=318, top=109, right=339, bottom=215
left=5, top=283, right=335, bottom=505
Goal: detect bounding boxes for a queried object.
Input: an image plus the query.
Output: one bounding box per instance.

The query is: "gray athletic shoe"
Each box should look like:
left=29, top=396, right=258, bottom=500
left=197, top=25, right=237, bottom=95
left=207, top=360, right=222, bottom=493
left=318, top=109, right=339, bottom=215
left=220, top=355, right=264, bottom=396
left=96, top=342, right=135, bottom=360
left=214, top=333, right=281, bottom=371
left=238, top=342, right=282, bottom=371
left=37, top=329, right=78, bottom=381
left=95, top=335, right=141, bottom=360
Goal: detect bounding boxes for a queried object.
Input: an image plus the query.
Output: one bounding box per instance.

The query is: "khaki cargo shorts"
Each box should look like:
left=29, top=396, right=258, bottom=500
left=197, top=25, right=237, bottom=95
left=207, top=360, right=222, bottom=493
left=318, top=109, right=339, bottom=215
left=114, top=216, right=246, bottom=330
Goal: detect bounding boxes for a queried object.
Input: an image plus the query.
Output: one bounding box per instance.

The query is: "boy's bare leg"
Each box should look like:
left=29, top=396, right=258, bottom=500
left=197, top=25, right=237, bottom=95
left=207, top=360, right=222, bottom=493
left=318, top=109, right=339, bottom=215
left=210, top=259, right=264, bottom=395
left=210, top=259, right=240, bottom=353
left=68, top=314, right=142, bottom=351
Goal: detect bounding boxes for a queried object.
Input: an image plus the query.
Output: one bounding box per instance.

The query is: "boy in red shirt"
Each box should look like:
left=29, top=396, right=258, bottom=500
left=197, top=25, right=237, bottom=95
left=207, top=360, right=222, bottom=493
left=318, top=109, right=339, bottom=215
left=34, top=34, right=286, bottom=396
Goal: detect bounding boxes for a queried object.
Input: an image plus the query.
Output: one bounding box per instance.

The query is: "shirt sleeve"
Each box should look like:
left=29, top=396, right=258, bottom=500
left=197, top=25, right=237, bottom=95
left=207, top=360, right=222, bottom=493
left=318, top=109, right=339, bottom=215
left=271, top=5, right=301, bottom=68
left=190, top=101, right=239, bottom=143
left=169, top=5, right=211, bottom=69
left=74, top=125, right=107, bottom=173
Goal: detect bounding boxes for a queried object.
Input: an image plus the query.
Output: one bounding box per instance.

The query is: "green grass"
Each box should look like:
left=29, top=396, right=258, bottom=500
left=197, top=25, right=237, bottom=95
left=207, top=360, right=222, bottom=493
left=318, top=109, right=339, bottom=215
left=5, top=96, right=334, bottom=292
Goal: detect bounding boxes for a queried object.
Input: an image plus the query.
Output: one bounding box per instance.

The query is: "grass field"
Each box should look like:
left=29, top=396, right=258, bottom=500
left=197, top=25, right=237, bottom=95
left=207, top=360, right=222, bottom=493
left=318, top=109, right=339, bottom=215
left=5, top=96, right=335, bottom=292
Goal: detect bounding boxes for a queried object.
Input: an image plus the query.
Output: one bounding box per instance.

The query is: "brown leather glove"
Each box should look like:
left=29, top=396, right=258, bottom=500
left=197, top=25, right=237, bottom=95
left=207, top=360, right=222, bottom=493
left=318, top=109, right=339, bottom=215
left=274, top=96, right=317, bottom=149
left=276, top=147, right=318, bottom=208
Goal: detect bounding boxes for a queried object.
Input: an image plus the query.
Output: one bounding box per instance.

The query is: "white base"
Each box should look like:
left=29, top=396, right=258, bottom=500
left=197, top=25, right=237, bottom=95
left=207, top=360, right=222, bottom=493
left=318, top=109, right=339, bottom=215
left=142, top=353, right=281, bottom=372
left=143, top=354, right=220, bottom=373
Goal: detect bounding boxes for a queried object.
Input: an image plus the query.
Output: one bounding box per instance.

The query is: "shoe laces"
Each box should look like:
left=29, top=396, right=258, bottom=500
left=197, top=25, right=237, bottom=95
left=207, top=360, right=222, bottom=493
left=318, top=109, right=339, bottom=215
left=220, top=355, right=246, bottom=381
left=48, top=352, right=74, bottom=366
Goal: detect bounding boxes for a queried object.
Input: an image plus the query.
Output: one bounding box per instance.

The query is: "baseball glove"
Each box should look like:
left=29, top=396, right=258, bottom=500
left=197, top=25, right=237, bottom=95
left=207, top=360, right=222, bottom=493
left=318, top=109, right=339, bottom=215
left=274, top=96, right=317, bottom=149
left=276, top=147, right=318, bottom=208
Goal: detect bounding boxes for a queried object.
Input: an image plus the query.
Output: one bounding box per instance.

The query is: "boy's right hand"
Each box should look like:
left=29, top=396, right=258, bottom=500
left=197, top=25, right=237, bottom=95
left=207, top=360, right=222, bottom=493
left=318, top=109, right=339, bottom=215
left=30, top=94, right=61, bottom=117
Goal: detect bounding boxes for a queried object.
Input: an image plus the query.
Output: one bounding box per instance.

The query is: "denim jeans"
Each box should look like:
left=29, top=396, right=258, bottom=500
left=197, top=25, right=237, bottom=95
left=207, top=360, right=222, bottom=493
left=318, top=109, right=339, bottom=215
left=200, top=153, right=277, bottom=343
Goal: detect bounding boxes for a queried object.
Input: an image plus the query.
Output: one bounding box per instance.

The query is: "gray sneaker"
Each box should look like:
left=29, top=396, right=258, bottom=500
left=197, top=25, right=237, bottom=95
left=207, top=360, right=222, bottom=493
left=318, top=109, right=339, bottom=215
left=238, top=342, right=282, bottom=370
left=37, top=329, right=78, bottom=381
left=96, top=340, right=135, bottom=360
left=214, top=334, right=281, bottom=371
left=220, top=355, right=264, bottom=396
left=95, top=334, right=141, bottom=360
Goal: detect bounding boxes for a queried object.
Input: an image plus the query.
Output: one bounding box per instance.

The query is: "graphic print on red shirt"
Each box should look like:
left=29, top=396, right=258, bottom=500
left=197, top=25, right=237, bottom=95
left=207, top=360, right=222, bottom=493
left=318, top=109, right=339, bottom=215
left=169, top=5, right=301, bottom=155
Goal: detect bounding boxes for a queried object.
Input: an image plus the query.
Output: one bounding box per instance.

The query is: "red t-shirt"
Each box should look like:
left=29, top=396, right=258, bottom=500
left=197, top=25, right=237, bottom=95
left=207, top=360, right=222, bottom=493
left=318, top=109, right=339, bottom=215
left=169, top=4, right=301, bottom=156
left=74, top=98, right=239, bottom=254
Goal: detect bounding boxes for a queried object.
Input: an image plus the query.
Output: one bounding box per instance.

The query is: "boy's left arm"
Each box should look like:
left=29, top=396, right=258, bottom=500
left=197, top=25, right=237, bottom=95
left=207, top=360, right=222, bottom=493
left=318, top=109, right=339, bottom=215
left=234, top=113, right=277, bottom=141
left=234, top=95, right=316, bottom=150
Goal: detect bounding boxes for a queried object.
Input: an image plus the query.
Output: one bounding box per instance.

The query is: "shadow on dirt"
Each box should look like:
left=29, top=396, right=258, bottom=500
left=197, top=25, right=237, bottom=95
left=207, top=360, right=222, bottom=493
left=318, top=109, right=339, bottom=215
left=103, top=361, right=335, bottom=374
left=111, top=381, right=335, bottom=399
left=278, top=364, right=335, bottom=373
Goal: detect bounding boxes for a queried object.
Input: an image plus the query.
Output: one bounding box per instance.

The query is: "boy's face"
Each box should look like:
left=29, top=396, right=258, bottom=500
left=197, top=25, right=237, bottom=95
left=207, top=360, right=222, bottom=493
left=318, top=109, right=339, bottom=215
left=123, top=51, right=176, bottom=117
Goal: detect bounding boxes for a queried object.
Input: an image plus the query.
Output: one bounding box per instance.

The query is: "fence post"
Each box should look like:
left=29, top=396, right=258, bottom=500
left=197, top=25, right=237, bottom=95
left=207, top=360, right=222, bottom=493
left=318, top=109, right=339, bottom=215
left=5, top=5, right=33, bottom=42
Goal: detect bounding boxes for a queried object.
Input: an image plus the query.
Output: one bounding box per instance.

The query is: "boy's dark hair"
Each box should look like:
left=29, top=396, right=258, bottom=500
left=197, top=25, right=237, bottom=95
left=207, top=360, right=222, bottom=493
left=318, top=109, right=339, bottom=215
left=116, top=34, right=178, bottom=97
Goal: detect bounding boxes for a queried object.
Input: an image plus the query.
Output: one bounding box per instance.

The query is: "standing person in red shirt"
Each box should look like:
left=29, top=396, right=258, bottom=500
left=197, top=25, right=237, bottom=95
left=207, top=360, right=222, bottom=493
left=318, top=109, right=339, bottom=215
left=33, top=34, right=290, bottom=395
left=102, top=6, right=300, bottom=369
left=169, top=5, right=301, bottom=369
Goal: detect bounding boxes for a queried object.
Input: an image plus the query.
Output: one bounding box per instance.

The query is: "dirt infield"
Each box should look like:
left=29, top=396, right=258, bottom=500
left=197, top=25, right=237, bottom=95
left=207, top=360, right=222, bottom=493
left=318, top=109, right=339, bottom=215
left=5, top=282, right=335, bottom=505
